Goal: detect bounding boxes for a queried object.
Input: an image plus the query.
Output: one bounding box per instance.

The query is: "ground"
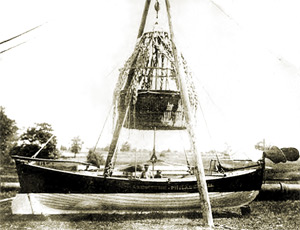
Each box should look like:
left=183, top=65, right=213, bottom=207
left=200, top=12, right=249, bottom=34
left=1, top=197, right=299, bottom=230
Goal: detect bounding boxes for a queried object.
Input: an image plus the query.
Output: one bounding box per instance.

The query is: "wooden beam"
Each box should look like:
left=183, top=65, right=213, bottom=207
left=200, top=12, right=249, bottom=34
left=137, top=0, right=152, bottom=38
left=104, top=0, right=152, bottom=176
left=103, top=103, right=131, bottom=177
left=11, top=155, right=91, bottom=166
left=164, top=0, right=214, bottom=228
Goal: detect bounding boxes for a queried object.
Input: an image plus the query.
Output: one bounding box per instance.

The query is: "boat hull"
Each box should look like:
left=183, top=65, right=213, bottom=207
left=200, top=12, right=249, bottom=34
left=12, top=191, right=259, bottom=214
left=15, top=160, right=263, bottom=193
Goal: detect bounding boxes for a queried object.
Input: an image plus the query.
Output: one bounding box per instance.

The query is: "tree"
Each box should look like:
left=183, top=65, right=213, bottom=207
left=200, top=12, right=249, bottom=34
left=60, top=145, right=67, bottom=151
left=0, top=107, right=18, bottom=164
left=70, top=136, right=83, bottom=158
left=10, top=122, right=59, bottom=159
left=87, top=149, right=105, bottom=168
left=120, top=141, right=131, bottom=152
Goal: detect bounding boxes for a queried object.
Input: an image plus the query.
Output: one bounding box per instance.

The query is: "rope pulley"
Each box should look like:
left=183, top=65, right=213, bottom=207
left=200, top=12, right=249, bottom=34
left=154, top=0, right=160, bottom=20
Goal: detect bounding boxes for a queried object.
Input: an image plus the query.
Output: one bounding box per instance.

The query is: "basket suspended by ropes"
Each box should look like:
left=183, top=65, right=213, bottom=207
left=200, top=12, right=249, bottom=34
left=114, top=30, right=197, bottom=130
left=119, top=89, right=185, bottom=130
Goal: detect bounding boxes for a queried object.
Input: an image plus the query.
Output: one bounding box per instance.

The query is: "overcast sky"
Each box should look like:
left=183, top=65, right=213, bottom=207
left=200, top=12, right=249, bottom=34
left=1, top=0, right=299, bottom=159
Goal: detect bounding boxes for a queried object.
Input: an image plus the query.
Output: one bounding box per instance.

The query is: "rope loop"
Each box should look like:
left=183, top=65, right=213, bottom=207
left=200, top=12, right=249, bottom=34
left=154, top=0, right=160, bottom=19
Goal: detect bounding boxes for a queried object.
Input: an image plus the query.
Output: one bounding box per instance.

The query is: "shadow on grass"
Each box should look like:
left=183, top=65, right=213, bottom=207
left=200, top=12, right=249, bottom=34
left=1, top=209, right=242, bottom=223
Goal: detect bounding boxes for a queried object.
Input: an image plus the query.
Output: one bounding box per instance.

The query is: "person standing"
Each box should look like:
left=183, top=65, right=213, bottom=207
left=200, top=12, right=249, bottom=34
left=140, top=164, right=153, bottom=179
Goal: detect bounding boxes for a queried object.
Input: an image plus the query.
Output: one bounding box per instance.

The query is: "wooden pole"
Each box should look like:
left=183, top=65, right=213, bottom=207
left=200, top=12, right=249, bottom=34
left=103, top=103, right=131, bottom=176
left=104, top=0, right=152, bottom=176
left=165, top=0, right=214, bottom=228
left=31, top=135, right=55, bottom=158
left=137, top=0, right=152, bottom=38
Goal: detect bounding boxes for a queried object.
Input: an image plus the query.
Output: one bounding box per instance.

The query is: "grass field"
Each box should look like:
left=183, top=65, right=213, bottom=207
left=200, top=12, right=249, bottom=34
left=0, top=198, right=299, bottom=230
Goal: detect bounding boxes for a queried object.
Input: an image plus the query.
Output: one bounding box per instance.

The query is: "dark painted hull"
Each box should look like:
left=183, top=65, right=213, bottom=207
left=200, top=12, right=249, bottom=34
left=15, top=160, right=263, bottom=193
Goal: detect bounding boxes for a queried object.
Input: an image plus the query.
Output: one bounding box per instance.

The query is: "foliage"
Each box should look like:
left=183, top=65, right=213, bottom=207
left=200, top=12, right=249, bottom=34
left=10, top=123, right=59, bottom=159
left=70, top=136, right=83, bottom=157
left=102, top=145, right=110, bottom=151
left=120, top=141, right=131, bottom=152
left=87, top=149, right=105, bottom=167
left=159, top=149, right=171, bottom=157
left=60, top=145, right=67, bottom=151
left=0, top=107, right=18, bottom=164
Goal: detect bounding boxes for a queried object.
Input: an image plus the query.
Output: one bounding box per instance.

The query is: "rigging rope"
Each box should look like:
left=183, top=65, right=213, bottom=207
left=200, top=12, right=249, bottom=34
left=154, top=0, right=160, bottom=19
left=92, top=104, right=114, bottom=153
left=0, top=42, right=27, bottom=54
left=179, top=130, right=192, bottom=172
left=197, top=98, right=213, bottom=141
left=0, top=24, right=44, bottom=45
left=0, top=24, right=44, bottom=54
left=210, top=0, right=300, bottom=77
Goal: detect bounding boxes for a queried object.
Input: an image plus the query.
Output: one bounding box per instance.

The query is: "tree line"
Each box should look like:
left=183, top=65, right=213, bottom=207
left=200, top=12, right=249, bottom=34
left=0, top=106, right=92, bottom=165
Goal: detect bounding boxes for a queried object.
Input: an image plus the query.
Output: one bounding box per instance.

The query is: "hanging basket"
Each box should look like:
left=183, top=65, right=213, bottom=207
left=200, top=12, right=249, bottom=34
left=119, top=90, right=186, bottom=130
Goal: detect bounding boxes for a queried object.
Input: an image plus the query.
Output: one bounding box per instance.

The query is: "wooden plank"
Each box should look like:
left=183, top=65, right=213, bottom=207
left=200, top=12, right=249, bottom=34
left=11, top=155, right=90, bottom=166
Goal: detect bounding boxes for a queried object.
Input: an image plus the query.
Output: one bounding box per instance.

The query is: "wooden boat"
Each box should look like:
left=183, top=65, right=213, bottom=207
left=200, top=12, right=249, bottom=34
left=11, top=155, right=264, bottom=214
left=11, top=1, right=266, bottom=215
left=12, top=156, right=263, bottom=194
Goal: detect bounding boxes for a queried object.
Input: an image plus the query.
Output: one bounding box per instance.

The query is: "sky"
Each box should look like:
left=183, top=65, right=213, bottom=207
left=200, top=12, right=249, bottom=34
left=1, top=0, right=300, bottom=160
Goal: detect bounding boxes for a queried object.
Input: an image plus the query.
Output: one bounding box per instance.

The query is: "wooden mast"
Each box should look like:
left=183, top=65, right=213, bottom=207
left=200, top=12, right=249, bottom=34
left=165, top=0, right=214, bottom=228
left=137, top=0, right=152, bottom=39
left=103, top=0, right=152, bottom=177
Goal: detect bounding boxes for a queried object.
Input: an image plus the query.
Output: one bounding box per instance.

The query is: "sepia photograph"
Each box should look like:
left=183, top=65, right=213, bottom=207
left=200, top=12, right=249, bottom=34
left=1, top=0, right=299, bottom=229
